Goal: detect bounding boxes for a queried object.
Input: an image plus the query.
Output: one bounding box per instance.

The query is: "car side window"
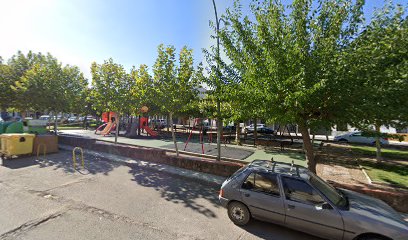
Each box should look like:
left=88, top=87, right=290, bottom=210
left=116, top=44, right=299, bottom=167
left=242, top=172, right=280, bottom=197
left=282, top=177, right=324, bottom=205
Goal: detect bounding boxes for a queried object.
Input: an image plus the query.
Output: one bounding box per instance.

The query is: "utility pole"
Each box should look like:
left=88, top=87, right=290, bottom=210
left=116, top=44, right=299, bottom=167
left=211, top=0, right=222, bottom=161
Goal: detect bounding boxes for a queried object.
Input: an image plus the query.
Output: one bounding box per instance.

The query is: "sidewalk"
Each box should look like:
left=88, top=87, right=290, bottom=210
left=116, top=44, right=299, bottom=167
left=59, top=144, right=226, bottom=187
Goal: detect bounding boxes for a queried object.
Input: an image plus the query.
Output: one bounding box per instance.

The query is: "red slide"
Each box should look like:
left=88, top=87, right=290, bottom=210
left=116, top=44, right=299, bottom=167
left=142, top=125, right=158, bottom=137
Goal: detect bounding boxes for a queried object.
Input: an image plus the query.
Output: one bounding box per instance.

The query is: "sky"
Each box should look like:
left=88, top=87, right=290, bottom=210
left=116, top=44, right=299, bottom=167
left=0, top=0, right=406, bottom=80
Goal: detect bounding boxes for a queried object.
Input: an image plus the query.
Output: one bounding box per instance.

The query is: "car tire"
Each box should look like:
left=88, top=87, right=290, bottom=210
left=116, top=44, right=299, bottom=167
left=228, top=202, right=251, bottom=226
left=357, top=234, right=389, bottom=240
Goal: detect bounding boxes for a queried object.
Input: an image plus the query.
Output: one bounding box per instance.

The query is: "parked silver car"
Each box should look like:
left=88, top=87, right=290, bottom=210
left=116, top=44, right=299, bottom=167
left=219, top=160, right=408, bottom=240
left=334, top=131, right=389, bottom=145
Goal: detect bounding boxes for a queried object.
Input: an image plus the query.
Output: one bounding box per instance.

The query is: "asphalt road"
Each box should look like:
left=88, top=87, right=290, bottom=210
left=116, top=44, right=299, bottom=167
left=0, top=151, right=322, bottom=240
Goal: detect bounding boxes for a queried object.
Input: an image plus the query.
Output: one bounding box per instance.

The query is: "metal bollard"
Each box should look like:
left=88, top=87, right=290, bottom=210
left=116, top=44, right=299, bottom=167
left=37, top=143, right=47, bottom=159
left=72, top=147, right=84, bottom=169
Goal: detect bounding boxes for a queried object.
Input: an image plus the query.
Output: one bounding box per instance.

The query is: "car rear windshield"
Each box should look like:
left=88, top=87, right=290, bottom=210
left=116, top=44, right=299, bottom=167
left=228, top=166, right=247, bottom=180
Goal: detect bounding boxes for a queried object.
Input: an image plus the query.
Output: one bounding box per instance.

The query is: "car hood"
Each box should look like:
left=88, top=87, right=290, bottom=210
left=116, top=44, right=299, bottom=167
left=341, top=189, right=408, bottom=229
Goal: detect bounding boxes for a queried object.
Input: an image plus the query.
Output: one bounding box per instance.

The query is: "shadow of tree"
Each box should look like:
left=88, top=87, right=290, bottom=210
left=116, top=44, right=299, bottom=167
left=128, top=166, right=220, bottom=218
left=2, top=150, right=120, bottom=176
left=263, top=149, right=306, bottom=161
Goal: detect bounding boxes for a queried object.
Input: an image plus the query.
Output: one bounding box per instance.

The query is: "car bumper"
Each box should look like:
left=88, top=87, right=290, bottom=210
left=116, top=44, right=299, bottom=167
left=219, top=196, right=229, bottom=208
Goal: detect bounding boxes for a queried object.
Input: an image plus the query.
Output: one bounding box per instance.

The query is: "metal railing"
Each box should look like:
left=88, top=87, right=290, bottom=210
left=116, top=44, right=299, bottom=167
left=37, top=143, right=47, bottom=159
left=72, top=147, right=84, bottom=169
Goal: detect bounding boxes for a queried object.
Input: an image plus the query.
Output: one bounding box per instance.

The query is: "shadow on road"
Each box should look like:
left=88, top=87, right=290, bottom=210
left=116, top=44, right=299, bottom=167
left=241, top=219, right=323, bottom=240
left=1, top=151, right=120, bottom=176
left=128, top=166, right=221, bottom=218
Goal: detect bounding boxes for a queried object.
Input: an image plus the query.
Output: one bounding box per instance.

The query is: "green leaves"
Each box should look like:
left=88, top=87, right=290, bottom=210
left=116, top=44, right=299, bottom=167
left=90, top=58, right=130, bottom=114
left=153, top=44, right=198, bottom=115
left=347, top=3, right=408, bottom=130
left=2, top=51, right=88, bottom=113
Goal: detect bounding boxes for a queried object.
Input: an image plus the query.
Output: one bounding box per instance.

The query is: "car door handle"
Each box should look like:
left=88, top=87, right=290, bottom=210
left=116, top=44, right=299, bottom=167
left=244, top=193, right=250, bottom=197
left=287, top=204, right=295, bottom=209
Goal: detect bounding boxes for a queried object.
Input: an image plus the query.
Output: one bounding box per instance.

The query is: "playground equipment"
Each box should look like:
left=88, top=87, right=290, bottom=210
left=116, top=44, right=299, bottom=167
left=95, top=124, right=115, bottom=135
left=183, top=118, right=228, bottom=154
left=140, top=117, right=158, bottom=137
left=95, top=112, right=117, bottom=136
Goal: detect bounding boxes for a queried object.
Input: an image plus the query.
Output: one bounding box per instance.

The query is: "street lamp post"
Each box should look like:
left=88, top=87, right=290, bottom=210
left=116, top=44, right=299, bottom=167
left=211, top=0, right=222, bottom=161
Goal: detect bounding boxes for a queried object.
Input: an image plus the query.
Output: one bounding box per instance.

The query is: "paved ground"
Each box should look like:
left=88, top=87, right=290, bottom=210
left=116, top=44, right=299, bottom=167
left=60, top=129, right=308, bottom=166
left=0, top=151, right=322, bottom=240
left=161, top=143, right=255, bottom=160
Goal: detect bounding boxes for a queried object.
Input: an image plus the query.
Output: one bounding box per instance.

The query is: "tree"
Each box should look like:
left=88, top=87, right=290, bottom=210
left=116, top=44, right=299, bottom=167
left=347, top=4, right=408, bottom=161
left=91, top=58, right=131, bottom=143
left=0, top=60, right=14, bottom=111
left=62, top=65, right=89, bottom=115
left=216, top=0, right=366, bottom=172
left=7, top=51, right=45, bottom=112
left=153, top=44, right=197, bottom=156
left=12, top=53, right=88, bottom=133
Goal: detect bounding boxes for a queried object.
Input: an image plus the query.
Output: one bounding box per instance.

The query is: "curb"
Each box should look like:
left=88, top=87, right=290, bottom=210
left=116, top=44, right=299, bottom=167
left=59, top=144, right=226, bottom=188
left=358, top=164, right=372, bottom=184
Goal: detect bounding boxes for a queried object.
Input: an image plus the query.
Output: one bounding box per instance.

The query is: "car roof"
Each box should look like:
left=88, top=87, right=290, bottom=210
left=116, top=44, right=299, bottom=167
left=247, top=160, right=310, bottom=180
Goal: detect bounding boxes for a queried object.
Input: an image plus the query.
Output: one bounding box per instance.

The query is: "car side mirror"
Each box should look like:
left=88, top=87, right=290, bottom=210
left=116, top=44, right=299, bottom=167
left=315, top=202, right=333, bottom=210
left=322, top=203, right=333, bottom=209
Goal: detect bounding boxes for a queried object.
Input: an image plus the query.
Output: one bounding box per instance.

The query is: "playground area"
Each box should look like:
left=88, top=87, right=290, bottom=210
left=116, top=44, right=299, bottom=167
left=58, top=128, right=307, bottom=165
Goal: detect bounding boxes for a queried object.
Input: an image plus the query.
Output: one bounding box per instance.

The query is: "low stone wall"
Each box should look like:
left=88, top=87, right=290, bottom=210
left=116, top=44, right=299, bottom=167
left=329, top=181, right=408, bottom=213
left=59, top=135, right=243, bottom=177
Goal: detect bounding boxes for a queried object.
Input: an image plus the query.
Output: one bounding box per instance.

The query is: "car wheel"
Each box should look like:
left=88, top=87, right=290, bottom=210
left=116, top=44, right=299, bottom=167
left=357, top=234, right=389, bottom=240
left=228, top=202, right=251, bottom=226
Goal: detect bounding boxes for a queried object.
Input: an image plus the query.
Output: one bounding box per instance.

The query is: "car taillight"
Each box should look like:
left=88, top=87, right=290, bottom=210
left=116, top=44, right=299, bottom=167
left=219, top=189, right=224, bottom=197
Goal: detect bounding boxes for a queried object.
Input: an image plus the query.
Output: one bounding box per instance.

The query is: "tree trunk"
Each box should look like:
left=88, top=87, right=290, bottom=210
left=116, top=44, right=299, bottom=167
left=299, top=122, right=316, bottom=173
left=286, top=125, right=294, bottom=143
left=216, top=101, right=222, bottom=161
left=114, top=113, right=120, bottom=144
left=169, top=112, right=179, bottom=156
left=167, top=114, right=170, bottom=133
left=312, top=133, right=316, bottom=145
left=375, top=124, right=382, bottom=162
left=138, top=115, right=141, bottom=136
left=244, top=122, right=247, bottom=140
left=54, top=112, right=58, bottom=135
left=253, top=119, right=257, bottom=146
left=235, top=121, right=241, bottom=145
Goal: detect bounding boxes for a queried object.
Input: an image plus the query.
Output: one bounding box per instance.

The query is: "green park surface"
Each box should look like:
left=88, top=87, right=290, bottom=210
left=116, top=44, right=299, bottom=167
left=360, top=161, right=408, bottom=188
left=350, top=145, right=408, bottom=160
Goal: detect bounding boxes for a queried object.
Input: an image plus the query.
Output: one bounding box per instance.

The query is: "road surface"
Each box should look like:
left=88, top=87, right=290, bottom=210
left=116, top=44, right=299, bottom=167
left=0, top=151, right=322, bottom=240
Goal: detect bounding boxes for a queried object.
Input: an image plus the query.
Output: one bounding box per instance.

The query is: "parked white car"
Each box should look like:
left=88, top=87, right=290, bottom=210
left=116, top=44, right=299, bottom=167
left=334, top=131, right=389, bottom=145
left=39, top=115, right=50, bottom=121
